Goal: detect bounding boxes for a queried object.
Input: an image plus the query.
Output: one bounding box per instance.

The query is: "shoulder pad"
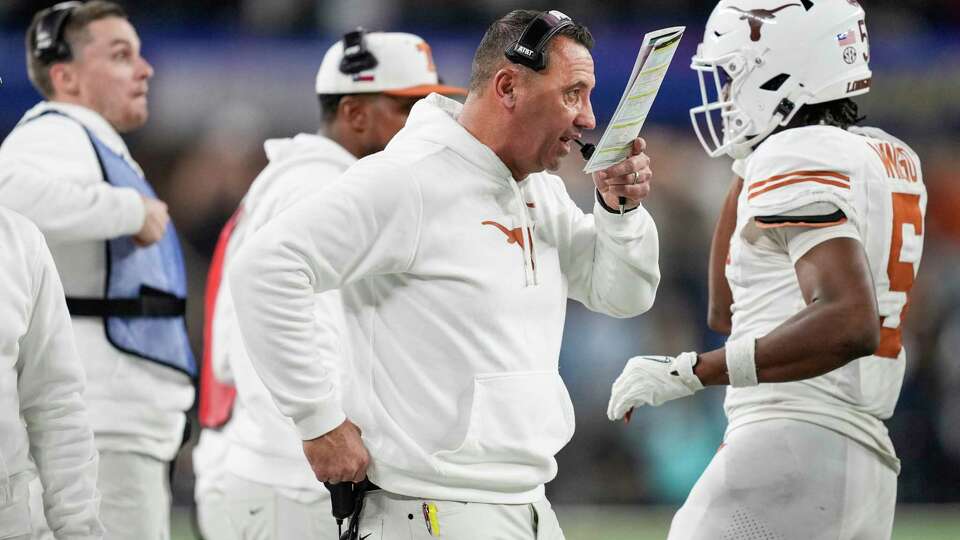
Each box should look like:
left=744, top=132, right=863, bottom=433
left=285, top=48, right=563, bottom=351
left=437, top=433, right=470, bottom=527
left=743, top=127, right=857, bottom=221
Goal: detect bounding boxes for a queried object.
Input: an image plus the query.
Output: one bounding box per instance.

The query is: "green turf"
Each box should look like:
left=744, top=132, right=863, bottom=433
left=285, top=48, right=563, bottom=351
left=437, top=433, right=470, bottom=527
left=172, top=504, right=960, bottom=539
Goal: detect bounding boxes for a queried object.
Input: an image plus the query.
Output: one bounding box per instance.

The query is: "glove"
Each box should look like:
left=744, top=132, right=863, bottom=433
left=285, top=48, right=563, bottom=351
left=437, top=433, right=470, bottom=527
left=607, top=352, right=704, bottom=421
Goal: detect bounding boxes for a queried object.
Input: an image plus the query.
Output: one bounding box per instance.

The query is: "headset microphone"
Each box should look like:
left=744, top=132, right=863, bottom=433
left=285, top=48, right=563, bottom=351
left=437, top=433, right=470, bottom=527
left=573, top=138, right=595, bottom=160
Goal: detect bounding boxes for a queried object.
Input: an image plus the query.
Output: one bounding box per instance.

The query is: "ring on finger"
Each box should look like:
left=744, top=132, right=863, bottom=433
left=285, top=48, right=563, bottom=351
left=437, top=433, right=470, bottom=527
left=631, top=171, right=640, bottom=184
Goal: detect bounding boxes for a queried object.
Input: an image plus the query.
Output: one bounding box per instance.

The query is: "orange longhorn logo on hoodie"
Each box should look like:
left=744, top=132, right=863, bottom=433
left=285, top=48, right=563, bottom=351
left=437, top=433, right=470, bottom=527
left=481, top=220, right=528, bottom=249
left=482, top=220, right=537, bottom=270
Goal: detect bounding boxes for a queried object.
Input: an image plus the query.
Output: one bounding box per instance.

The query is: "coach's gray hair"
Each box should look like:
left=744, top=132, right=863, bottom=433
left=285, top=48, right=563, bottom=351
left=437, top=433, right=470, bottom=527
left=468, top=9, right=594, bottom=94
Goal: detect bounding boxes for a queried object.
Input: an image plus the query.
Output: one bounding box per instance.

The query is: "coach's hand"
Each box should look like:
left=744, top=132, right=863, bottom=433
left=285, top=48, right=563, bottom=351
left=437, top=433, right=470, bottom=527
left=607, top=353, right=703, bottom=421
left=593, top=137, right=652, bottom=211
left=303, top=419, right=370, bottom=484
left=133, top=196, right=170, bottom=247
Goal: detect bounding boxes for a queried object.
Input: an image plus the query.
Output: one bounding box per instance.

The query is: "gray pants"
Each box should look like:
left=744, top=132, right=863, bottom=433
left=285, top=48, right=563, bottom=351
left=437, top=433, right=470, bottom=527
left=196, top=472, right=337, bottom=540
left=357, top=490, right=565, bottom=540
left=97, top=451, right=171, bottom=540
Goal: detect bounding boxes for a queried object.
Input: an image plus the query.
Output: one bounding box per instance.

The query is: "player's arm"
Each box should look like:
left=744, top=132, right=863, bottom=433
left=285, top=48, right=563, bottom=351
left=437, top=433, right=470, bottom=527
left=706, top=176, right=741, bottom=334
left=696, top=235, right=879, bottom=385
left=607, top=230, right=878, bottom=418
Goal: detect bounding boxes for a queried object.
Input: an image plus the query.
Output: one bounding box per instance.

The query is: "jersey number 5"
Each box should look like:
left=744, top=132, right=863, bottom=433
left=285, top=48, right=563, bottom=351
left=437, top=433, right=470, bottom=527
left=876, top=192, right=923, bottom=359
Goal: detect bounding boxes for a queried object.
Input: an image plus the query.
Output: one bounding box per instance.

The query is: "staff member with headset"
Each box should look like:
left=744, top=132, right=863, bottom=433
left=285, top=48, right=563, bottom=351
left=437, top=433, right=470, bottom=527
left=192, top=29, right=465, bottom=540
left=230, top=9, right=659, bottom=539
left=0, top=2, right=194, bottom=538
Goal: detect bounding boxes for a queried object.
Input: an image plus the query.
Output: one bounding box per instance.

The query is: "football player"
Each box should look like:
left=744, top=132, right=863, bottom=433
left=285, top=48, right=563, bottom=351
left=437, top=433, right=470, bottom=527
left=607, top=1, right=924, bottom=538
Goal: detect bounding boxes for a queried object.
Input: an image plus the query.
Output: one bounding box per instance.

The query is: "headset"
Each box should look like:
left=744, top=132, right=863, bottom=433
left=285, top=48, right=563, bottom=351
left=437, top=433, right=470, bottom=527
left=504, top=10, right=576, bottom=72
left=32, top=1, right=84, bottom=64
left=339, top=27, right=378, bottom=75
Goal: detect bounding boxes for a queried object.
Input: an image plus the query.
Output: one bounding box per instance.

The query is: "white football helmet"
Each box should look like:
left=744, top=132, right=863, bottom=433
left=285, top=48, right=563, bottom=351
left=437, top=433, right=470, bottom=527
left=690, top=0, right=872, bottom=159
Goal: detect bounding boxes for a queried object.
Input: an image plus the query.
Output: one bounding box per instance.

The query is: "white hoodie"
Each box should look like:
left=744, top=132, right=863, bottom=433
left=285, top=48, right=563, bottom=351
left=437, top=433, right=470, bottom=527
left=0, top=207, right=102, bottom=539
left=0, top=102, right=193, bottom=461
left=196, top=134, right=353, bottom=496
left=230, top=93, right=660, bottom=503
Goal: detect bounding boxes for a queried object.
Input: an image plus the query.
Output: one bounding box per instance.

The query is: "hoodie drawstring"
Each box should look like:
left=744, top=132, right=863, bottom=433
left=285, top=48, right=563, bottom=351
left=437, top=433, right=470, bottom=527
left=507, top=176, right=538, bottom=287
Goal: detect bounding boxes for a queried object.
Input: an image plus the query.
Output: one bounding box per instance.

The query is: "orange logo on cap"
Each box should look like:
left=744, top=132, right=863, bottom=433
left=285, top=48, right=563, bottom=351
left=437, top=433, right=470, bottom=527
left=416, top=42, right=436, bottom=73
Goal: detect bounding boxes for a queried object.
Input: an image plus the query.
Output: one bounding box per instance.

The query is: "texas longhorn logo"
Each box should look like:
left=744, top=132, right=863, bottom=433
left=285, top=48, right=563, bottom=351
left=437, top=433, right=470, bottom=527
left=481, top=220, right=530, bottom=249
left=725, top=3, right=803, bottom=41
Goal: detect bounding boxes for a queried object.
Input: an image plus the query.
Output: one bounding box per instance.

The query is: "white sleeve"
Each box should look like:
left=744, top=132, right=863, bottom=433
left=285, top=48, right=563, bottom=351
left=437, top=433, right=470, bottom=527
left=17, top=228, right=103, bottom=538
left=742, top=128, right=859, bottom=227
left=229, top=158, right=421, bottom=440
left=0, top=117, right=144, bottom=244
left=556, top=180, right=660, bottom=318
left=765, top=220, right=863, bottom=264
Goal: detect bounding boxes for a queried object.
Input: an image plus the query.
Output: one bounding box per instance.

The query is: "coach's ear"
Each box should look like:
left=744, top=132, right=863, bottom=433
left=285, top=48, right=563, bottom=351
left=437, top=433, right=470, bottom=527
left=493, top=66, right=519, bottom=111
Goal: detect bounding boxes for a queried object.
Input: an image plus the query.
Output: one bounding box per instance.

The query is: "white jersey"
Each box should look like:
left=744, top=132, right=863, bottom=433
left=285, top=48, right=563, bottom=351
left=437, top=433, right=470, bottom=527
left=724, top=125, right=926, bottom=472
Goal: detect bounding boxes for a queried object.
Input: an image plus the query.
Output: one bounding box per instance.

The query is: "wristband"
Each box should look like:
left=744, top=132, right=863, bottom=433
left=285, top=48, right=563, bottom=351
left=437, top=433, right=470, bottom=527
left=673, top=351, right=704, bottom=391
left=725, top=336, right=758, bottom=387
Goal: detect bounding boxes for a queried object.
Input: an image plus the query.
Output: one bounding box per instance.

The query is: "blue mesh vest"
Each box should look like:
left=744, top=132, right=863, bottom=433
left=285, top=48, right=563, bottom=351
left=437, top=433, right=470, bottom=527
left=32, top=111, right=196, bottom=378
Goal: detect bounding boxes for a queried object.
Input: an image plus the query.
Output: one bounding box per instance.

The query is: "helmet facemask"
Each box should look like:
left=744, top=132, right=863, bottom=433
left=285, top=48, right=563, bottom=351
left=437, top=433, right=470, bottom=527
left=690, top=51, right=763, bottom=159
left=690, top=48, right=803, bottom=160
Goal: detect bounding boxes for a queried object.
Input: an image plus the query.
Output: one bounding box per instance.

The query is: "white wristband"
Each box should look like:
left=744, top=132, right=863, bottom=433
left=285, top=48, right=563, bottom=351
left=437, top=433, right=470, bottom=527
left=725, top=336, right=758, bottom=387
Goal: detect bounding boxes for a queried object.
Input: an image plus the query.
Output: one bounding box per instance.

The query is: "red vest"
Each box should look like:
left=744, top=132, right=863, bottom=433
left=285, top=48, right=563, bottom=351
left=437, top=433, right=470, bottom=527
left=198, top=208, right=242, bottom=428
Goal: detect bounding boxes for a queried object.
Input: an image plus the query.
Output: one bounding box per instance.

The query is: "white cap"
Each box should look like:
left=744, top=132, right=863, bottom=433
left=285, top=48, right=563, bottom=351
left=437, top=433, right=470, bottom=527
left=315, top=31, right=466, bottom=97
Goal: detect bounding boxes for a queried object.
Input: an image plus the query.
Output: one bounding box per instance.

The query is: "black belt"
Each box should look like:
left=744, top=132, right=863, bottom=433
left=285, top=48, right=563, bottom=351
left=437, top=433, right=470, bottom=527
left=66, top=295, right=186, bottom=317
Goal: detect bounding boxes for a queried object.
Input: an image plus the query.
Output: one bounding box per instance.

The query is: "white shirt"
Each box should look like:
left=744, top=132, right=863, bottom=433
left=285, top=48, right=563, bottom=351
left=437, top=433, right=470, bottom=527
left=0, top=101, right=193, bottom=461
left=725, top=125, right=927, bottom=473
left=0, top=207, right=102, bottom=539
left=230, top=93, right=661, bottom=503
left=197, top=134, right=354, bottom=497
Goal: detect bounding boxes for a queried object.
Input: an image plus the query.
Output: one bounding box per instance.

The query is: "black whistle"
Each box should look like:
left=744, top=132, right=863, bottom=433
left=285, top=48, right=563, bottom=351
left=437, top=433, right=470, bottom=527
left=325, top=481, right=356, bottom=523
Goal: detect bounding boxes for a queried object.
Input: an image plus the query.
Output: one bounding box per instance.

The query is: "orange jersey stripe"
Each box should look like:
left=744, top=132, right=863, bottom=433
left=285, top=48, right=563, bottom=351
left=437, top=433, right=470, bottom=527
left=747, top=177, right=851, bottom=200
left=749, top=170, right=850, bottom=192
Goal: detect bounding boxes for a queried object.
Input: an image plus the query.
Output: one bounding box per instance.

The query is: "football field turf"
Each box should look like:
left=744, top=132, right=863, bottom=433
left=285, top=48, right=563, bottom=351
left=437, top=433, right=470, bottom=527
left=171, top=504, right=960, bottom=539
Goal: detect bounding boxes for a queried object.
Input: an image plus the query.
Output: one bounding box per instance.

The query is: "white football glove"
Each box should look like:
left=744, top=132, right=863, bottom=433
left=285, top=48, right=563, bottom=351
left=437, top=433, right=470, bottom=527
left=607, top=352, right=704, bottom=421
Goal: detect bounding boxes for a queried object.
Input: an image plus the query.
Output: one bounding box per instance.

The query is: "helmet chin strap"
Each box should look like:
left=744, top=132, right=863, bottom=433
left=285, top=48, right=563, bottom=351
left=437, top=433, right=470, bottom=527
left=724, top=96, right=802, bottom=159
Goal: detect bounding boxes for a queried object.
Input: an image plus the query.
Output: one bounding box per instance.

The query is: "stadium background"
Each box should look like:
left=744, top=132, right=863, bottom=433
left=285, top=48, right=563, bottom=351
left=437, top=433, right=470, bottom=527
left=2, top=0, right=959, bottom=537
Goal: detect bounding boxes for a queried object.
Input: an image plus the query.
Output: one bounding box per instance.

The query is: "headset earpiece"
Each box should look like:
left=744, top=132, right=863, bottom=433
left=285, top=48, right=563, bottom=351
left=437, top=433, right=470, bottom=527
left=504, top=10, right=575, bottom=72
left=33, top=1, right=83, bottom=64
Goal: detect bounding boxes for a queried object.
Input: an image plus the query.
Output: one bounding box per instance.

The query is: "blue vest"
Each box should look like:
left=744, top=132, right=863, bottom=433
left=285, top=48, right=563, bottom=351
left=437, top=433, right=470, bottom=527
left=31, top=111, right=196, bottom=378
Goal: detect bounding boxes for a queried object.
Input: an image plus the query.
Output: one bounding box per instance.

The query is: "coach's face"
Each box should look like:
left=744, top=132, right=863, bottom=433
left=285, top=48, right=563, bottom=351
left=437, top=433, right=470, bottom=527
left=512, top=37, right=596, bottom=175
left=67, top=17, right=153, bottom=132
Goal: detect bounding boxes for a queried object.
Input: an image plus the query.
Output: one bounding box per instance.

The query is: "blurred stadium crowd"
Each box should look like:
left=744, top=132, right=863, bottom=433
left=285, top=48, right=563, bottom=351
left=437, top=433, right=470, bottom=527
left=2, top=0, right=959, bottom=510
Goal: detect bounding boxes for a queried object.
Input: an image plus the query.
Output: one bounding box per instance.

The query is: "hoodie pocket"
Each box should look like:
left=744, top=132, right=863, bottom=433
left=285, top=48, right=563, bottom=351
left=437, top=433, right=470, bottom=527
left=432, top=371, right=575, bottom=480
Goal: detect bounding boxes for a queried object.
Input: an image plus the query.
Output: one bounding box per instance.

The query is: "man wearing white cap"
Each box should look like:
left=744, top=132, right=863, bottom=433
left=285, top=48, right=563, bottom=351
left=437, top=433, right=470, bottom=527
left=192, top=29, right=464, bottom=540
